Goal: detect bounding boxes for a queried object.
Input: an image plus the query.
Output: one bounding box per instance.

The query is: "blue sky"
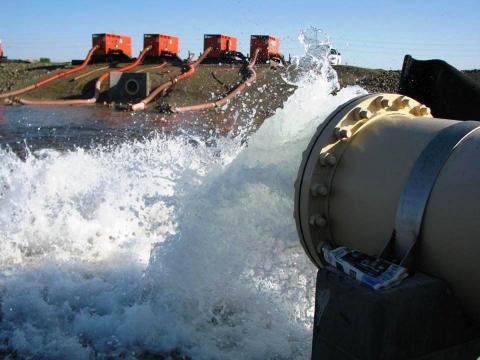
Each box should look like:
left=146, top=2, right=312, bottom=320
left=1, top=0, right=479, bottom=69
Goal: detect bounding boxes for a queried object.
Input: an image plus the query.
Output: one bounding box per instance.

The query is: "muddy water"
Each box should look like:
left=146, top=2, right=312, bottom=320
left=0, top=105, right=257, bottom=157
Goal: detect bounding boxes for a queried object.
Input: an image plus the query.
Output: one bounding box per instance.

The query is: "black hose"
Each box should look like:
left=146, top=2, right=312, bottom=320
left=399, top=55, right=480, bottom=121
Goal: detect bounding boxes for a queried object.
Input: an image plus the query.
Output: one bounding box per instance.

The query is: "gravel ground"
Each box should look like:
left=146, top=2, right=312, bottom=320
left=334, top=65, right=401, bottom=93
left=0, top=61, right=69, bottom=93
left=0, top=60, right=478, bottom=111
left=0, top=61, right=403, bottom=96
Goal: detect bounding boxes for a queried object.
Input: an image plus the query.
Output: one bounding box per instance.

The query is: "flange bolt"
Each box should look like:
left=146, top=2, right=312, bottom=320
left=354, top=107, right=371, bottom=120
left=412, top=105, right=430, bottom=116
left=309, top=215, right=327, bottom=228
left=311, top=183, right=329, bottom=197
left=334, top=127, right=352, bottom=139
left=375, top=96, right=392, bottom=109
left=319, top=152, right=337, bottom=166
left=395, top=96, right=411, bottom=109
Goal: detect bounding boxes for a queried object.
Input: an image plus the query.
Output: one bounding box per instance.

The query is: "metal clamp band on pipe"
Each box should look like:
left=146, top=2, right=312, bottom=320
left=382, top=121, right=480, bottom=267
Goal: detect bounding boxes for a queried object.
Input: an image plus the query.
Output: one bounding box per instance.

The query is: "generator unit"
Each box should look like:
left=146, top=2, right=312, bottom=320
left=92, top=33, right=132, bottom=62
left=0, top=39, right=4, bottom=60
left=204, top=34, right=238, bottom=59
left=250, top=35, right=281, bottom=62
left=144, top=34, right=179, bottom=58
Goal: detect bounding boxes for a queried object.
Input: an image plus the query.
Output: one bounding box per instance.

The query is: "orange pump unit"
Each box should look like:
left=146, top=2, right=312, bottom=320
left=0, top=40, right=3, bottom=59
left=250, top=35, right=281, bottom=62
left=92, top=33, right=132, bottom=58
left=204, top=34, right=237, bottom=58
left=144, top=34, right=179, bottom=57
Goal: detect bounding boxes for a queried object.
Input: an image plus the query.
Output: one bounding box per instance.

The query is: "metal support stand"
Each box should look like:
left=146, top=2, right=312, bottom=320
left=312, top=268, right=480, bottom=360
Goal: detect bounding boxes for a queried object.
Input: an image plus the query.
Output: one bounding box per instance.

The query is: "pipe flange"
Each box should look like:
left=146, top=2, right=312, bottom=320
left=294, top=93, right=432, bottom=268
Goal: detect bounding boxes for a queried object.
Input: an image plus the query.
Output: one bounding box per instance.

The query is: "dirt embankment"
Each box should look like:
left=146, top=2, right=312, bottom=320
left=0, top=61, right=402, bottom=99
left=1, top=61, right=478, bottom=116
left=334, top=65, right=401, bottom=93
left=0, top=62, right=70, bottom=93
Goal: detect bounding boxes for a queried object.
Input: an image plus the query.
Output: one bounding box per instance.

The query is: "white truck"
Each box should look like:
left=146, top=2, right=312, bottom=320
left=328, top=48, right=342, bottom=66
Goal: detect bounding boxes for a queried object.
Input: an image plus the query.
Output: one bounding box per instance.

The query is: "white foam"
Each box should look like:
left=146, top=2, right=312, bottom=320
left=0, top=30, right=366, bottom=359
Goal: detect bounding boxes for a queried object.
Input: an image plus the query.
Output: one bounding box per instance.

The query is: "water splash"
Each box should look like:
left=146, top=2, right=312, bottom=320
left=284, top=27, right=339, bottom=90
left=0, top=31, right=366, bottom=359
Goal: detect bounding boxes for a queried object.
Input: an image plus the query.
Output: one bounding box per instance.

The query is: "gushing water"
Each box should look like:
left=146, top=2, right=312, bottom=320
left=0, top=30, right=365, bottom=359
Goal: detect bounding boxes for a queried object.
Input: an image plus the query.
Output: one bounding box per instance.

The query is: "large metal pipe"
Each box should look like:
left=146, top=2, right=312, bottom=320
left=294, top=93, right=480, bottom=321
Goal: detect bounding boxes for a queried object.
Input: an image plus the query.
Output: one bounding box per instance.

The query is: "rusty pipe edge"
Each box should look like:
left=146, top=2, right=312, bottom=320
left=16, top=46, right=152, bottom=106
left=0, top=45, right=100, bottom=100
left=131, top=47, right=213, bottom=112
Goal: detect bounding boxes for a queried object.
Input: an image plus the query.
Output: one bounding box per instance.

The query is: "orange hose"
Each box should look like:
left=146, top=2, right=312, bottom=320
left=131, top=47, right=212, bottom=111
left=0, top=46, right=99, bottom=99
left=72, top=65, right=110, bottom=81
left=16, top=46, right=152, bottom=106
left=173, top=48, right=260, bottom=113
left=134, top=62, right=167, bottom=73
